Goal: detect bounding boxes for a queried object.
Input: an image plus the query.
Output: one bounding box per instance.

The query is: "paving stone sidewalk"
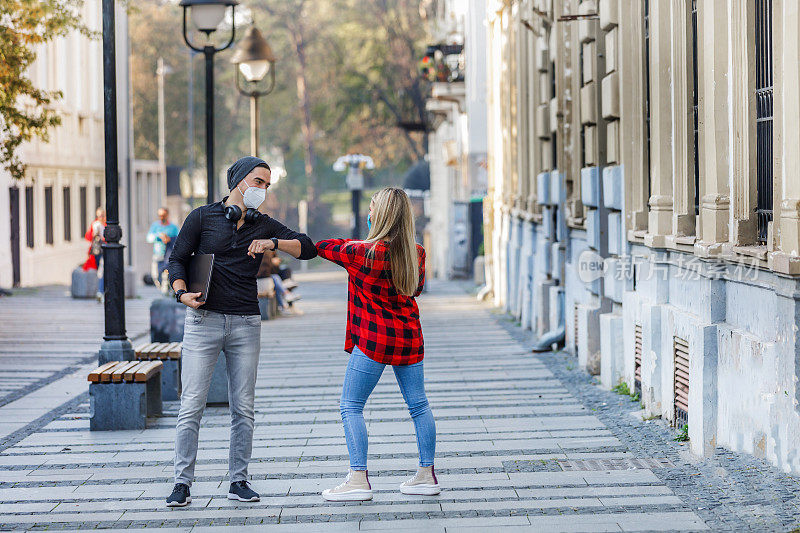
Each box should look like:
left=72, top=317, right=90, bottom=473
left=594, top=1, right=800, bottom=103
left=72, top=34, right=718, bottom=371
left=0, top=284, right=159, bottom=444
left=0, top=272, right=795, bottom=531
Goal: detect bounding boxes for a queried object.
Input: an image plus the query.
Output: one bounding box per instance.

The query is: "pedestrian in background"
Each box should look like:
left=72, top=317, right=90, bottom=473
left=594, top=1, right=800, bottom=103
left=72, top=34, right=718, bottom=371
left=84, top=208, right=106, bottom=300
left=316, top=187, right=438, bottom=502
left=146, top=207, right=179, bottom=292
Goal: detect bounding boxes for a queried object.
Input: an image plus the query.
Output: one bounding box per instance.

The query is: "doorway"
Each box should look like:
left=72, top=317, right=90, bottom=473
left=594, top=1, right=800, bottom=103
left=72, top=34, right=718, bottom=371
left=9, top=186, right=20, bottom=287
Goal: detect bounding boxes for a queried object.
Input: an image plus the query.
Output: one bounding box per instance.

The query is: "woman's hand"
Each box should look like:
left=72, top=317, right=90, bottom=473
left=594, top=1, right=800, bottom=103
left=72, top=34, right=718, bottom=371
left=247, top=239, right=276, bottom=258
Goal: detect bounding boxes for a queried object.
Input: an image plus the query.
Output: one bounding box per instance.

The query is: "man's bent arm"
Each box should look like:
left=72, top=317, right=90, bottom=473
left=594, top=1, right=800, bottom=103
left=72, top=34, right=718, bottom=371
left=276, top=239, right=302, bottom=258
left=264, top=217, right=317, bottom=260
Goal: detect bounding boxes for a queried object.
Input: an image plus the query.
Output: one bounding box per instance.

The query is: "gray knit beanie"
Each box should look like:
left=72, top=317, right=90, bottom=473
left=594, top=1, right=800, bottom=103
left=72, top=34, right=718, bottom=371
left=226, top=156, right=270, bottom=191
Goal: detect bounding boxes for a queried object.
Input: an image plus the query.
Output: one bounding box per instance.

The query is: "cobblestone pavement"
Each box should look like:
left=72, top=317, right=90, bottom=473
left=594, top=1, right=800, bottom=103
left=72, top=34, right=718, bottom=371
left=0, top=284, right=158, bottom=444
left=0, top=272, right=796, bottom=531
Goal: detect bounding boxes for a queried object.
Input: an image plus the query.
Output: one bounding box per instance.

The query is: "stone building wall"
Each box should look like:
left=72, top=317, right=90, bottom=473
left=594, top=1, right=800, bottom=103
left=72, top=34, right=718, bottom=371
left=482, top=0, right=800, bottom=473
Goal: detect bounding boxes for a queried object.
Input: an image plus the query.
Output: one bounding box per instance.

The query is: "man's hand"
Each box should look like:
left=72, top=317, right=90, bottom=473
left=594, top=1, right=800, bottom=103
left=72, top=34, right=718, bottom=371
left=160, top=233, right=171, bottom=244
left=180, top=292, right=204, bottom=309
left=247, top=239, right=276, bottom=258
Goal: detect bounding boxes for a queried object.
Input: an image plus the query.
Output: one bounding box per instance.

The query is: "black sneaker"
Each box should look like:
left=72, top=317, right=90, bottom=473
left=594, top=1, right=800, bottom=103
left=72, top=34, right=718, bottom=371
left=228, top=480, right=260, bottom=502
left=166, top=483, right=191, bottom=507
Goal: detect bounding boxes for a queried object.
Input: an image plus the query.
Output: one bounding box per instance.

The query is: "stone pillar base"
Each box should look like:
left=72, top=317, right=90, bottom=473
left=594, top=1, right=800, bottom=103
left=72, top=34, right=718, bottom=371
left=98, top=339, right=134, bottom=366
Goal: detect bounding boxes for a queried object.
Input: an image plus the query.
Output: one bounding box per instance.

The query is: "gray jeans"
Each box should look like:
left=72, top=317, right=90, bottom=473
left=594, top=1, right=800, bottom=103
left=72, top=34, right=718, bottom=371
left=174, top=308, right=261, bottom=485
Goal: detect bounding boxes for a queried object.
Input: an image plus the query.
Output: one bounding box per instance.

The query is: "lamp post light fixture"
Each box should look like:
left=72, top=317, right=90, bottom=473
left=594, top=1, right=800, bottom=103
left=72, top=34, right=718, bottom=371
left=180, top=0, right=238, bottom=204
left=231, top=25, right=277, bottom=157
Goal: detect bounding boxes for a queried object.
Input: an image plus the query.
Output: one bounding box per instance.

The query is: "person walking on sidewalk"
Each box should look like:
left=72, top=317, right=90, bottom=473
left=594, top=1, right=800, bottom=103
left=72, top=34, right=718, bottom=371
left=146, top=207, right=179, bottom=291
left=84, top=207, right=106, bottom=300
left=316, top=187, right=438, bottom=502
left=165, top=156, right=317, bottom=507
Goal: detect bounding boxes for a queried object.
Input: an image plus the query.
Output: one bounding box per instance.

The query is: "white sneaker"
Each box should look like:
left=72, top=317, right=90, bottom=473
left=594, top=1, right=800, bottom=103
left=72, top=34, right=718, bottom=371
left=322, top=469, right=373, bottom=501
left=399, top=466, right=440, bottom=495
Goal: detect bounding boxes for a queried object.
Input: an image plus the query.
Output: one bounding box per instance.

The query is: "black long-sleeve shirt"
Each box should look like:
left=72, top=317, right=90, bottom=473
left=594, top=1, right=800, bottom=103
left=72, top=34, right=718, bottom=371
left=168, top=199, right=316, bottom=315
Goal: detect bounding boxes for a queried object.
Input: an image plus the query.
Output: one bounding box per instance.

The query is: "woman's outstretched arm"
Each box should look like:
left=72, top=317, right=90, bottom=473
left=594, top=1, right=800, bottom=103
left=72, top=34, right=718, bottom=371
left=316, top=239, right=364, bottom=272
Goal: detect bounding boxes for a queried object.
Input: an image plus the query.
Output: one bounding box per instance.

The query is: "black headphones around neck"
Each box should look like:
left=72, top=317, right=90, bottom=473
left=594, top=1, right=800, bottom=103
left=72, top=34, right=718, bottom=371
left=224, top=204, right=261, bottom=224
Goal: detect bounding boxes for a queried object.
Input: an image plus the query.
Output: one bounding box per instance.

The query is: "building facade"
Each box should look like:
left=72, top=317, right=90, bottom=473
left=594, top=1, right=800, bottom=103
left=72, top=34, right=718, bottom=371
left=0, top=1, right=165, bottom=288
left=483, top=0, right=800, bottom=473
left=422, top=0, right=488, bottom=279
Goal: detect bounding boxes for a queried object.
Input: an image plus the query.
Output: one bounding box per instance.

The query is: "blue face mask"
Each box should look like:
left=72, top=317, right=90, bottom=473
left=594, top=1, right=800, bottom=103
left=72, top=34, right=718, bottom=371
left=367, top=213, right=372, bottom=232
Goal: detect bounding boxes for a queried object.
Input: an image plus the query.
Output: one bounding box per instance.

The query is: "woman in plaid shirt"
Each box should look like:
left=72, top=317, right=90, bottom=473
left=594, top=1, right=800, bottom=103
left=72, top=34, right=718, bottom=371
left=317, top=187, right=438, bottom=501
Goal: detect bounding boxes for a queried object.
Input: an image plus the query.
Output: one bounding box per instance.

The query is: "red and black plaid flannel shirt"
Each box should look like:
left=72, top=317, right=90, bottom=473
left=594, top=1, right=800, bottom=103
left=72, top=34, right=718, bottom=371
left=316, top=239, right=426, bottom=365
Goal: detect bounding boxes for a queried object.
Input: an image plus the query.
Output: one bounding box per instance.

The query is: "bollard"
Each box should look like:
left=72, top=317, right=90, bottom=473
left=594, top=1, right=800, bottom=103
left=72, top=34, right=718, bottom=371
left=124, top=266, right=137, bottom=299
left=150, top=297, right=186, bottom=342
left=71, top=267, right=99, bottom=299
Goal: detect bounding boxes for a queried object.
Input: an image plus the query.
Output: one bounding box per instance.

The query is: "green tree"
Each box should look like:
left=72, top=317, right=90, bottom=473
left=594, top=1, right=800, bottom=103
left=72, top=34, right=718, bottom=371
left=130, top=0, right=428, bottom=236
left=0, top=0, right=92, bottom=180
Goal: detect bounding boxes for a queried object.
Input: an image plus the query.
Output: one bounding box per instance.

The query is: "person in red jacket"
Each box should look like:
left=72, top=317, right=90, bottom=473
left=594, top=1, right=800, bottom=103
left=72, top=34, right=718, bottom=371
left=316, top=187, right=438, bottom=501
left=83, top=208, right=106, bottom=299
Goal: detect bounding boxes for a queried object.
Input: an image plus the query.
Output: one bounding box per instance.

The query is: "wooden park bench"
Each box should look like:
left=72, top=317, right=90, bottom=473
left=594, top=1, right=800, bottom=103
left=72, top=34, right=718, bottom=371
left=135, top=342, right=181, bottom=401
left=88, top=360, right=162, bottom=431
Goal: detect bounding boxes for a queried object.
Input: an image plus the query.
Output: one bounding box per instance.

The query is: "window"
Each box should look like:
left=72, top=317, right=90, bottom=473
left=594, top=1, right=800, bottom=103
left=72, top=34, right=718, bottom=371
left=644, top=0, right=652, bottom=198
left=25, top=186, right=34, bottom=248
left=44, top=186, right=54, bottom=245
left=691, top=0, right=699, bottom=215
left=755, top=0, right=773, bottom=244
left=63, top=187, right=72, bottom=242
left=579, top=44, right=587, bottom=168
left=95, top=185, right=102, bottom=211
left=79, top=186, right=87, bottom=236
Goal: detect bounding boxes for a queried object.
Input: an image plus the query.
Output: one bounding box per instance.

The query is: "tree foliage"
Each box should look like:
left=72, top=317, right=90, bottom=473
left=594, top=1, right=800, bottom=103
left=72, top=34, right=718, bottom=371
left=130, top=0, right=428, bottom=205
left=0, top=0, right=92, bottom=180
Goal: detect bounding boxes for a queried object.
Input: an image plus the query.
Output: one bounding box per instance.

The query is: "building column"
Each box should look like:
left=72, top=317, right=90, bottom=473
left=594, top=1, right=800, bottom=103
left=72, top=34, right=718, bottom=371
left=669, top=0, right=695, bottom=238
left=644, top=0, right=674, bottom=248
left=695, top=0, right=731, bottom=257
left=771, top=0, right=800, bottom=274
left=617, top=0, right=648, bottom=235
left=728, top=0, right=758, bottom=245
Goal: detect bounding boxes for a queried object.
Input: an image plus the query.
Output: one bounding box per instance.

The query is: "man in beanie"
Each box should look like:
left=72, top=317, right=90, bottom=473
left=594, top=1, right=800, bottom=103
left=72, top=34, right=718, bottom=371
left=166, top=156, right=316, bottom=507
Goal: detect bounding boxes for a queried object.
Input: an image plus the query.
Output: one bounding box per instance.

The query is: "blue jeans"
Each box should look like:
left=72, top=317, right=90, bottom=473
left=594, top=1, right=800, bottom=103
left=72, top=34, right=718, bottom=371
left=340, top=346, right=436, bottom=470
left=174, top=308, right=261, bottom=485
left=271, top=274, right=287, bottom=308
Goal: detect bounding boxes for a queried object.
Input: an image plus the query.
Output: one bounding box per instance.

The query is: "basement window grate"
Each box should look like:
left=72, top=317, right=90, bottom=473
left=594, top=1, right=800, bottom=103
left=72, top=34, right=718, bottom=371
left=634, top=324, right=643, bottom=396
left=673, top=336, right=689, bottom=428
left=558, top=458, right=675, bottom=471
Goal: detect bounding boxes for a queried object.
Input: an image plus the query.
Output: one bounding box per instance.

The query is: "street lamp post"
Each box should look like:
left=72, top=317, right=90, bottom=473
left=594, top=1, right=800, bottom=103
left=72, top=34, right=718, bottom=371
left=231, top=25, right=277, bottom=157
left=333, top=154, right=375, bottom=239
left=180, top=0, right=238, bottom=204
left=99, top=0, right=132, bottom=364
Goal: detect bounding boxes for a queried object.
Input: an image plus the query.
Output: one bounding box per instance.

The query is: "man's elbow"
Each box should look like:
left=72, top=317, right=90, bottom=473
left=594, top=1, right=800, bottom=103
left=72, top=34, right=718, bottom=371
left=298, top=246, right=318, bottom=260
left=297, top=236, right=318, bottom=260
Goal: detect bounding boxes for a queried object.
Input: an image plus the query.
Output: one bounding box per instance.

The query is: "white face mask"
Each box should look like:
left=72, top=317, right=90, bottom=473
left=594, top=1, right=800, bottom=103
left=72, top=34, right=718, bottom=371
left=238, top=181, right=266, bottom=209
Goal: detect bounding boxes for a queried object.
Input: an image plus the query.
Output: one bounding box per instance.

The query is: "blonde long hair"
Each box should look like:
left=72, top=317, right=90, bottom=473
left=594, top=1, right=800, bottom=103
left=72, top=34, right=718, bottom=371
left=364, top=187, right=419, bottom=296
